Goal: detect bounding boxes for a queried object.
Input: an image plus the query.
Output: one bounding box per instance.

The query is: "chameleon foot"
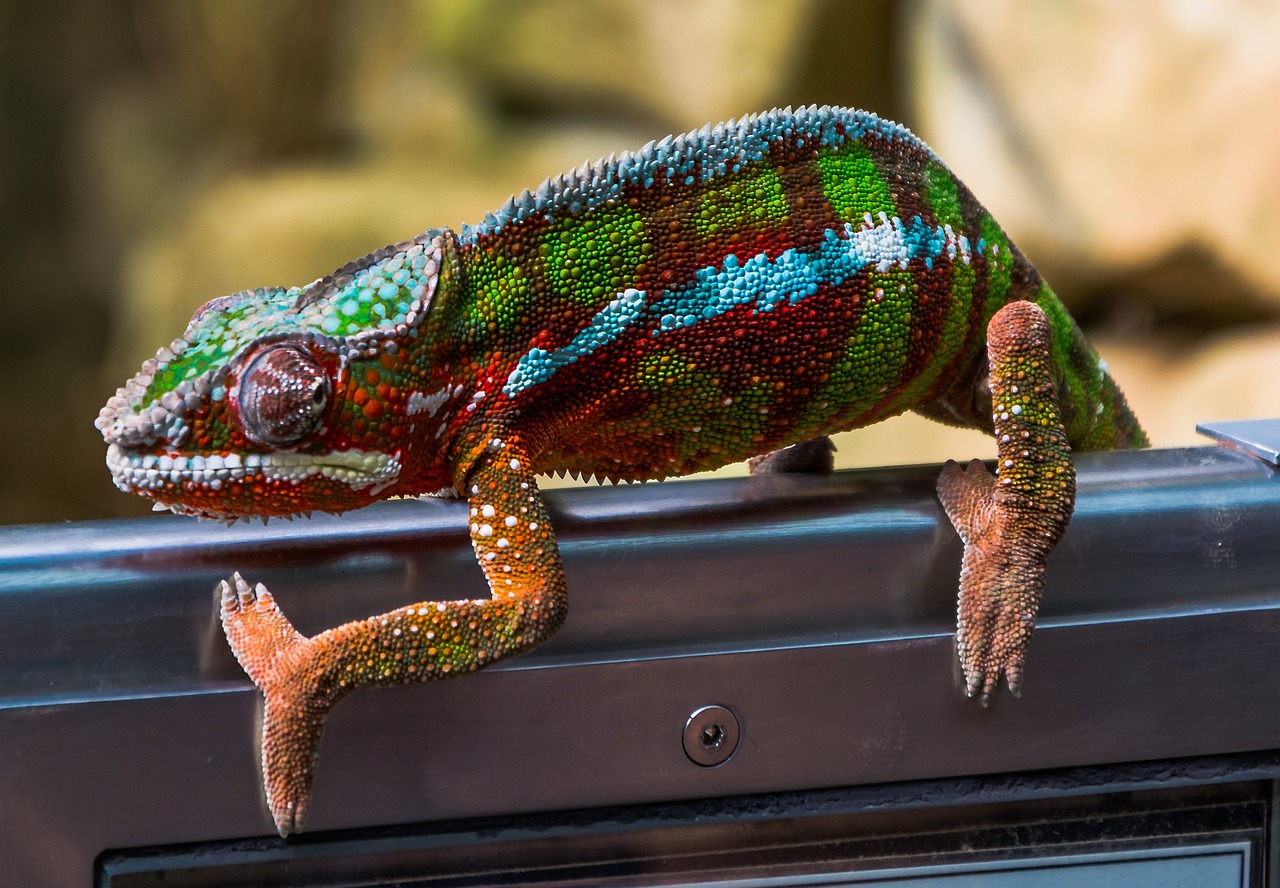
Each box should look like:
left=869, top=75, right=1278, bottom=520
left=936, top=301, right=1076, bottom=704
left=938, top=458, right=1040, bottom=702
left=219, top=573, right=331, bottom=836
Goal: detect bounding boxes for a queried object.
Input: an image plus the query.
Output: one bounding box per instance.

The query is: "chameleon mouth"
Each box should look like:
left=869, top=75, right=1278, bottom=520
left=105, top=443, right=402, bottom=505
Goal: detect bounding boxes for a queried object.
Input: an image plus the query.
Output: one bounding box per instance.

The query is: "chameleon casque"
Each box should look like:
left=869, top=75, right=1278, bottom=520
left=97, top=106, right=1147, bottom=835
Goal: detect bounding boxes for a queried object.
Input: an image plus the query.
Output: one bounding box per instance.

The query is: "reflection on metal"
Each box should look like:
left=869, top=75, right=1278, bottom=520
left=1197, top=418, right=1280, bottom=467
left=2, top=442, right=1280, bottom=884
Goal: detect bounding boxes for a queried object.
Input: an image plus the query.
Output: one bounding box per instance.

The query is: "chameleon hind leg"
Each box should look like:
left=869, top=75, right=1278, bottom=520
left=219, top=441, right=567, bottom=836
left=936, top=300, right=1076, bottom=702
left=748, top=437, right=836, bottom=474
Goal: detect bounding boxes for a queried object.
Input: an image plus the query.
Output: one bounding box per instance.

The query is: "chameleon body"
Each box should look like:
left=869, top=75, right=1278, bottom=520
left=97, top=106, right=1146, bottom=835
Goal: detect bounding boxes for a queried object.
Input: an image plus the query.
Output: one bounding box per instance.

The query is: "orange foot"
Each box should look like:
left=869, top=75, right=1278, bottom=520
left=219, top=572, right=330, bottom=836
left=937, top=459, right=1043, bottom=704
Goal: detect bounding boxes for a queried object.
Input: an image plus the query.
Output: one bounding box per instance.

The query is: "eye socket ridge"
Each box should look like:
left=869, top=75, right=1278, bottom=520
left=237, top=344, right=331, bottom=448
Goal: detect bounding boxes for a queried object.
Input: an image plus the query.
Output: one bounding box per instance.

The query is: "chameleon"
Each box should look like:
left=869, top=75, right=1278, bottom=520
left=96, top=105, right=1147, bottom=836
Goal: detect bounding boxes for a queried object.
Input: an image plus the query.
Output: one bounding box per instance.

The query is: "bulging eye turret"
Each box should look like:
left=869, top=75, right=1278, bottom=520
left=237, top=345, right=330, bottom=447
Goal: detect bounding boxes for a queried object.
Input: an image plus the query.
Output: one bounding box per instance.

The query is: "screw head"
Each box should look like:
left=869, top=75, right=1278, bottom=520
left=683, top=704, right=741, bottom=767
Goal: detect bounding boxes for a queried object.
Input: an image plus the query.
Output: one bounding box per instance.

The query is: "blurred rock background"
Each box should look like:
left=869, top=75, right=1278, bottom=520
left=3, top=0, right=1280, bottom=524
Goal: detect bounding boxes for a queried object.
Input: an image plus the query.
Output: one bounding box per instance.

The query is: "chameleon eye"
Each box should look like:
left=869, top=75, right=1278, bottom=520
left=237, top=345, right=330, bottom=447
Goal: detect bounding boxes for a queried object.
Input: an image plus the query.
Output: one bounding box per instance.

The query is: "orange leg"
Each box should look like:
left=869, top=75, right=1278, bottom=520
left=220, top=440, right=567, bottom=835
left=936, top=301, right=1076, bottom=702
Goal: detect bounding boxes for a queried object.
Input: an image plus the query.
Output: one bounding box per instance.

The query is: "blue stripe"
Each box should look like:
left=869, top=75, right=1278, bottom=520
left=502, top=216, right=976, bottom=397
left=503, top=288, right=647, bottom=396
left=651, top=215, right=966, bottom=332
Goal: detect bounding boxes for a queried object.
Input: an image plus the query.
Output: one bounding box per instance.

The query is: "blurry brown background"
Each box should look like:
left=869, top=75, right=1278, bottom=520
left=4, top=0, right=1280, bottom=525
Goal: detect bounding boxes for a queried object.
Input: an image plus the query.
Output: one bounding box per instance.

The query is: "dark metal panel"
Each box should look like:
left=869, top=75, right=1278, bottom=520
left=1, top=446, right=1280, bottom=883
left=97, top=786, right=1269, bottom=886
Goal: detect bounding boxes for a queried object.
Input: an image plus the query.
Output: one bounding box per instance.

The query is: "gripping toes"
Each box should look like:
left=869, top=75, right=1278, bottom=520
left=937, top=301, right=1076, bottom=703
left=218, top=572, right=329, bottom=836
left=953, top=533, right=1041, bottom=701
left=939, top=459, right=1041, bottom=702
left=219, top=572, right=305, bottom=680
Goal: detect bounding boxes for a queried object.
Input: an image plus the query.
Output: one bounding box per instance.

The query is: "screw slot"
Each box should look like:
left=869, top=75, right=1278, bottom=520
left=683, top=705, right=740, bottom=767
left=700, top=723, right=725, bottom=749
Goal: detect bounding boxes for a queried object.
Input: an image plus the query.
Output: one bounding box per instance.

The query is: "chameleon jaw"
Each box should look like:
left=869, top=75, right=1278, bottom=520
left=104, top=443, right=403, bottom=518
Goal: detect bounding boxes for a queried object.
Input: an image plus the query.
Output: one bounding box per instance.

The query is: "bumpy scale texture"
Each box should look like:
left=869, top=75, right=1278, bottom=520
left=97, top=106, right=1147, bottom=835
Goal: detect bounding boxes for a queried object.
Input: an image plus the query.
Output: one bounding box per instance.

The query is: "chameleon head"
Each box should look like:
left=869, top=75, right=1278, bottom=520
left=96, top=229, right=462, bottom=520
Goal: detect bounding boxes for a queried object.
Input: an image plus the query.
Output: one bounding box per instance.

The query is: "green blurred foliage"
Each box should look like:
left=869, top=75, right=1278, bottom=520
left=0, top=0, right=902, bottom=523
left=7, top=0, right=1279, bottom=525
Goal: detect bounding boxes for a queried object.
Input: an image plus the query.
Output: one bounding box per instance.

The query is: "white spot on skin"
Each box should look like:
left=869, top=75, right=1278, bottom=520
left=406, top=386, right=453, bottom=417
left=510, top=458, right=521, bottom=471
left=1011, top=405, right=1023, bottom=415
left=478, top=524, right=493, bottom=537
left=481, top=504, right=496, bottom=518
left=497, top=538, right=509, bottom=548
left=504, top=516, right=517, bottom=527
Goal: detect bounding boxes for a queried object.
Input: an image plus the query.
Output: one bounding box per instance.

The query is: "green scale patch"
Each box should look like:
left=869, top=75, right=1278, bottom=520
left=695, top=165, right=788, bottom=240
left=143, top=248, right=438, bottom=406
left=146, top=287, right=296, bottom=404
left=816, top=141, right=896, bottom=224
left=457, top=248, right=535, bottom=335
left=819, top=268, right=917, bottom=414
left=538, top=204, right=649, bottom=312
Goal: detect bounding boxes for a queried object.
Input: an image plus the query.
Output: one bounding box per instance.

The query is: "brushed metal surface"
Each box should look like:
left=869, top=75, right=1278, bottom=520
left=2, top=445, right=1280, bottom=884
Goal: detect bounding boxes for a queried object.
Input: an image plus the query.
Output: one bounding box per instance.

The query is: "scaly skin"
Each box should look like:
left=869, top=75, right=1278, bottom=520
left=97, top=106, right=1147, bottom=835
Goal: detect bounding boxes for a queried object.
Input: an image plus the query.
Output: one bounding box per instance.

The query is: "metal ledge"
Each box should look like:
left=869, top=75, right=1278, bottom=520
left=2, top=445, right=1280, bottom=883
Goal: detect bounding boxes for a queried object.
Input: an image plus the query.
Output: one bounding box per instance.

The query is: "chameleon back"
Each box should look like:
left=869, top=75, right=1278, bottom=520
left=446, top=106, right=1141, bottom=481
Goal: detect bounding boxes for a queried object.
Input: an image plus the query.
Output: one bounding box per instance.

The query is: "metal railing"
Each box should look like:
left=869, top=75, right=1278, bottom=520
left=3, top=425, right=1280, bottom=885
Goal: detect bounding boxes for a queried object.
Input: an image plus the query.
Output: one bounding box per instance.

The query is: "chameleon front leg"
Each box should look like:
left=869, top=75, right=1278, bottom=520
left=219, top=441, right=567, bottom=836
left=936, top=300, right=1076, bottom=702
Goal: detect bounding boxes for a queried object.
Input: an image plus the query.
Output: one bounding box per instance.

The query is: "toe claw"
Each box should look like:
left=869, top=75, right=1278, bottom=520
left=272, top=798, right=306, bottom=838
left=235, top=573, right=255, bottom=608
left=1006, top=667, right=1023, bottom=698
